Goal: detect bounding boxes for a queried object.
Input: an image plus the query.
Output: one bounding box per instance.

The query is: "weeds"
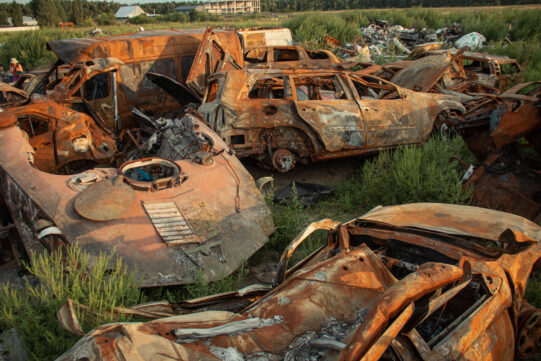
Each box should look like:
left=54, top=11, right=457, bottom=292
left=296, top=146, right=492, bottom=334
left=284, top=13, right=360, bottom=43
left=331, top=136, right=474, bottom=215
left=0, top=245, right=142, bottom=360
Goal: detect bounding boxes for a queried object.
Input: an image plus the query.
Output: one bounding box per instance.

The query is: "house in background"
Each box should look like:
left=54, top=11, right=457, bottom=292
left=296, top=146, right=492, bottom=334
left=204, top=0, right=260, bottom=14
left=7, top=16, right=38, bottom=26
left=174, top=5, right=205, bottom=13
left=115, top=6, right=146, bottom=20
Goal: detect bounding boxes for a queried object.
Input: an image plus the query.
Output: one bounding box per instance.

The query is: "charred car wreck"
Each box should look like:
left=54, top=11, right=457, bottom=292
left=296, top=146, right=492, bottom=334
left=0, top=106, right=273, bottom=287
left=198, top=69, right=465, bottom=171
left=56, top=203, right=541, bottom=360
left=382, top=49, right=522, bottom=95
left=448, top=81, right=541, bottom=223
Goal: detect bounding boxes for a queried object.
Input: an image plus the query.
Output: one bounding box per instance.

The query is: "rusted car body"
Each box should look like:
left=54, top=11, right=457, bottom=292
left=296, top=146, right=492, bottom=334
left=448, top=82, right=541, bottom=222
left=244, top=45, right=342, bottom=70
left=56, top=203, right=541, bottom=360
left=0, top=108, right=274, bottom=287
left=198, top=69, right=465, bottom=171
left=414, top=49, right=523, bottom=92
left=0, top=28, right=245, bottom=174
left=8, top=29, right=243, bottom=131
left=394, top=50, right=522, bottom=94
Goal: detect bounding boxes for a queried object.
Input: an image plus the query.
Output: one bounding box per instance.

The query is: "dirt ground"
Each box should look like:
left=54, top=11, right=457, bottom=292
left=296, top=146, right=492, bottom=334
left=244, top=156, right=366, bottom=190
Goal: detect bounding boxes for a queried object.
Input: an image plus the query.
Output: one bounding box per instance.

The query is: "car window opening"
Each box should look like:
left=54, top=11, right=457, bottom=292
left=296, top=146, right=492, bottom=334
left=248, top=77, right=286, bottom=99
left=274, top=49, right=299, bottom=62
left=306, top=50, right=330, bottom=60
left=294, top=76, right=347, bottom=101
left=83, top=73, right=109, bottom=101
left=245, top=48, right=268, bottom=63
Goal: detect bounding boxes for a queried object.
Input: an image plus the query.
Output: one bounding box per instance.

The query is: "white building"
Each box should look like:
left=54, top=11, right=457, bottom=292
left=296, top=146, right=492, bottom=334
left=203, top=0, right=260, bottom=15
left=115, top=6, right=146, bottom=20
left=7, top=16, right=38, bottom=26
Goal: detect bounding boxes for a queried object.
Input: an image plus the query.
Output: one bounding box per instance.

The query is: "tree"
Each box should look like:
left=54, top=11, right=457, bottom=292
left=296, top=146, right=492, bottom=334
left=0, top=9, right=9, bottom=26
left=10, top=0, right=23, bottom=27
left=31, top=0, right=61, bottom=26
left=72, top=0, right=83, bottom=24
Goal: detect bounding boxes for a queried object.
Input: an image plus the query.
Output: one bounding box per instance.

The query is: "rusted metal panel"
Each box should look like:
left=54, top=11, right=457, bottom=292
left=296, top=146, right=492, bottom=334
left=198, top=69, right=465, bottom=171
left=0, top=111, right=274, bottom=287
left=0, top=82, right=28, bottom=108
left=55, top=203, right=541, bottom=360
left=186, top=27, right=244, bottom=98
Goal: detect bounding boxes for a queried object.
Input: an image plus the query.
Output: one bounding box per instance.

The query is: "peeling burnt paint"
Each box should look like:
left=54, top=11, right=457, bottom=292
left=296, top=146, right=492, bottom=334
left=55, top=203, right=541, bottom=361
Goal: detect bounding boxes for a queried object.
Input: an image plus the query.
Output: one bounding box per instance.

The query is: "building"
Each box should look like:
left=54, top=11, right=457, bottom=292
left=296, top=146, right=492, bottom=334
left=203, top=0, right=260, bottom=15
left=115, top=6, right=146, bottom=20
left=174, top=5, right=205, bottom=13
left=7, top=16, right=38, bottom=26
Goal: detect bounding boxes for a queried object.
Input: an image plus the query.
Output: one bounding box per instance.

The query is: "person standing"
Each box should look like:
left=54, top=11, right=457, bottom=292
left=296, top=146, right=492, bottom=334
left=9, top=58, right=23, bottom=82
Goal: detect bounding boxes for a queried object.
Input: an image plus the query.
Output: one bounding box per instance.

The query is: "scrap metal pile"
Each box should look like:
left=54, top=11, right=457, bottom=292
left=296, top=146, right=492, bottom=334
left=0, top=23, right=539, bottom=361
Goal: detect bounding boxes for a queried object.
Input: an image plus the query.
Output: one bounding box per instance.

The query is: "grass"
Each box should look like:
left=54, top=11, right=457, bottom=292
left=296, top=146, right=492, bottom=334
left=0, top=245, right=142, bottom=360
left=265, top=136, right=475, bottom=254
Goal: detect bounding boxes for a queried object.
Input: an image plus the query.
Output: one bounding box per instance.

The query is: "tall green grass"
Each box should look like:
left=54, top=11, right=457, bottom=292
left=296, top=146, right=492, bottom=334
left=267, top=136, right=475, bottom=252
left=284, top=13, right=361, bottom=43
left=0, top=29, right=86, bottom=70
left=0, top=245, right=141, bottom=360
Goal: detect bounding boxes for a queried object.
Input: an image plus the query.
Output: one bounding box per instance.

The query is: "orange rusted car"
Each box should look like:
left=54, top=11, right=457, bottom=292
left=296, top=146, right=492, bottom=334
left=198, top=69, right=465, bottom=171
left=447, top=82, right=541, bottom=223
left=393, top=50, right=523, bottom=94
left=1, top=28, right=243, bottom=174
left=18, top=28, right=243, bottom=130
left=0, top=108, right=273, bottom=287
left=55, top=203, right=541, bottom=360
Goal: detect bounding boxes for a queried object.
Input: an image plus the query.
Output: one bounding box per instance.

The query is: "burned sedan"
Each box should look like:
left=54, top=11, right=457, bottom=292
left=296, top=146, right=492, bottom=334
left=0, top=108, right=274, bottom=287
left=56, top=203, right=541, bottom=360
left=198, top=69, right=465, bottom=171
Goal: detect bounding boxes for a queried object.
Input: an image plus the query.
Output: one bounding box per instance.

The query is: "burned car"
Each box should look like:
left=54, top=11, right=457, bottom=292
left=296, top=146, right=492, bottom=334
left=244, top=45, right=342, bottom=70
left=412, top=49, right=523, bottom=93
left=56, top=203, right=541, bottom=360
left=448, top=82, right=541, bottom=223
left=198, top=69, right=465, bottom=171
left=0, top=107, right=274, bottom=287
left=392, top=50, right=522, bottom=94
left=0, top=28, right=245, bottom=174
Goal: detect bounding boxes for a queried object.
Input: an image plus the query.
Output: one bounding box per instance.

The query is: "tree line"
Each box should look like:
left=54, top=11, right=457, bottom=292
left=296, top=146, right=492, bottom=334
left=261, top=0, right=541, bottom=11
left=0, top=0, right=539, bottom=28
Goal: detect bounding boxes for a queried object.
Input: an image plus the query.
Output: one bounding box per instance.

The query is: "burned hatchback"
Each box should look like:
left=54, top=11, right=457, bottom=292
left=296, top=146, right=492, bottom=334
left=198, top=69, right=465, bottom=171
